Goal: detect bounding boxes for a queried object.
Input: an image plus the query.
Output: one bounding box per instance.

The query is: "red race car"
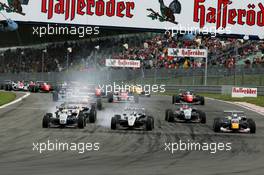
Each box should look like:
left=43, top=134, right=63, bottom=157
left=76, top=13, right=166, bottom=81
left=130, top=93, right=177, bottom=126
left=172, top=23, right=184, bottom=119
left=172, top=90, right=205, bottom=105
left=29, top=81, right=52, bottom=93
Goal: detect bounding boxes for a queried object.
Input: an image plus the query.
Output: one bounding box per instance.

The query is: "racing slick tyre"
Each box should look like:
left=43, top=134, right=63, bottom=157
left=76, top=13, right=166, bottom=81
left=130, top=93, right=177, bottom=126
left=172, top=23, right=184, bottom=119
left=89, top=106, right=97, bottom=123
left=146, top=116, right=154, bottom=131
left=248, top=118, right=256, bottom=134
left=197, top=110, right=206, bottom=124
left=167, top=110, right=174, bottom=122
left=108, top=93, right=113, bottom=103
left=199, top=96, right=205, bottom=105
left=97, top=98, right=102, bottom=110
left=52, top=92, right=59, bottom=102
left=213, top=118, right=221, bottom=132
left=165, top=109, right=172, bottom=121
left=172, top=95, right=181, bottom=104
left=5, top=84, right=12, bottom=91
left=134, top=95, right=139, bottom=103
left=111, top=116, right=118, bottom=130
left=78, top=114, right=85, bottom=129
left=42, top=113, right=52, bottom=128
left=30, top=86, right=38, bottom=93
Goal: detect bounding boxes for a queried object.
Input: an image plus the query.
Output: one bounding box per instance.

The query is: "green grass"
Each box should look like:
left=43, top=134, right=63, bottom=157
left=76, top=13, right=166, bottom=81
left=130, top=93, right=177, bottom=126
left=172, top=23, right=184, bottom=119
left=0, top=92, right=16, bottom=106
left=200, top=93, right=264, bottom=107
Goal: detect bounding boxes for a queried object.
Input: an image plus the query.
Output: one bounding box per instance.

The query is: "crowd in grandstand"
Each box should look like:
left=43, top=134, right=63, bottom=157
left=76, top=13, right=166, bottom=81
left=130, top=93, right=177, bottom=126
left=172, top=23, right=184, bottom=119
left=0, top=33, right=263, bottom=73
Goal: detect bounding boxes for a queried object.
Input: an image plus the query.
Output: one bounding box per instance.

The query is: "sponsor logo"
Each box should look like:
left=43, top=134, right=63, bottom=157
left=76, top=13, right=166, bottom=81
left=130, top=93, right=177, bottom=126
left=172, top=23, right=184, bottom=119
left=41, top=0, right=135, bottom=21
left=105, top=59, right=141, bottom=68
left=194, top=0, right=264, bottom=29
left=168, top=48, right=208, bottom=58
left=232, top=87, right=258, bottom=98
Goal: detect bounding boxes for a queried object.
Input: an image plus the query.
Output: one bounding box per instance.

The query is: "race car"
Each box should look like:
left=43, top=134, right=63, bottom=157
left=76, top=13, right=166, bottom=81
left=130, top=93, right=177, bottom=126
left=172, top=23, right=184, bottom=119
left=3, top=80, right=14, bottom=91
left=213, top=111, right=256, bottom=134
left=129, top=85, right=151, bottom=97
left=42, top=102, right=97, bottom=129
left=172, top=90, right=205, bottom=105
left=13, top=81, right=30, bottom=91
left=165, top=104, right=206, bottom=123
left=111, top=108, right=154, bottom=131
left=107, top=90, right=139, bottom=103
left=3, top=80, right=29, bottom=91
left=52, top=85, right=103, bottom=110
left=29, top=81, right=52, bottom=93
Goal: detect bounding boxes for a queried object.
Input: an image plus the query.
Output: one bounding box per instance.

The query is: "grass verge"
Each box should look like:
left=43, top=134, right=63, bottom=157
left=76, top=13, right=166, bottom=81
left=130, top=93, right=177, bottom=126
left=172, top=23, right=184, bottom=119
left=0, top=92, right=16, bottom=106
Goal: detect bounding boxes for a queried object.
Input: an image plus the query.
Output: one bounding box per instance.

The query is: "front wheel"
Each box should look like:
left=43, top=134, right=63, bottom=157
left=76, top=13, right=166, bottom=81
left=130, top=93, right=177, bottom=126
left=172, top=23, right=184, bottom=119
left=200, top=96, right=205, bottom=105
left=168, top=110, right=174, bottom=122
left=78, top=115, right=85, bottom=129
left=213, top=118, right=221, bottom=132
left=42, top=113, right=51, bottom=128
left=197, top=110, right=206, bottom=124
left=146, top=116, right=154, bottom=131
left=111, top=117, right=117, bottom=130
left=165, top=109, right=172, bottom=121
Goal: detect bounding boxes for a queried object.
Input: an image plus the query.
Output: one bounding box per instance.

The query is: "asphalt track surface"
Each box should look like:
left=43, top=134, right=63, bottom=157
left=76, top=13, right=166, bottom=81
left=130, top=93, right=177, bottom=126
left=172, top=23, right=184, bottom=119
left=0, top=93, right=264, bottom=175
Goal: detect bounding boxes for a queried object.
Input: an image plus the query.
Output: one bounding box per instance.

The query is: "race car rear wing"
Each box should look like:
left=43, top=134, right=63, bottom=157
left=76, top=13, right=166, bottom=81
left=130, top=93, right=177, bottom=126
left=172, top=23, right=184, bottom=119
left=224, top=111, right=245, bottom=114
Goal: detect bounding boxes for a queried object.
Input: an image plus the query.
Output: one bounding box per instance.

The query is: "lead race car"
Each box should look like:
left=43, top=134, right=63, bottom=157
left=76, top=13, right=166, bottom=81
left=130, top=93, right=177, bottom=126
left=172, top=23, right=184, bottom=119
left=52, top=83, right=103, bottom=110
left=108, top=90, right=139, bottom=103
left=165, top=103, right=206, bottom=123
left=111, top=108, right=154, bottom=131
left=42, top=101, right=97, bottom=129
left=213, top=111, right=256, bottom=134
left=172, top=90, right=205, bottom=105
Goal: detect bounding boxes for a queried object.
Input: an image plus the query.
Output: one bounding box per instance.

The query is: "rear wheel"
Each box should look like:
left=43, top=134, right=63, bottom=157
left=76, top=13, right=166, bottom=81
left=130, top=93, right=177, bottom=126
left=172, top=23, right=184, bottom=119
left=248, top=119, right=256, bottom=134
left=200, top=96, right=205, bottom=105
left=52, top=92, right=58, bottom=102
left=108, top=93, right=113, bottom=103
left=97, top=98, right=102, bottom=110
left=172, top=95, right=176, bottom=104
left=213, top=118, right=221, bottom=132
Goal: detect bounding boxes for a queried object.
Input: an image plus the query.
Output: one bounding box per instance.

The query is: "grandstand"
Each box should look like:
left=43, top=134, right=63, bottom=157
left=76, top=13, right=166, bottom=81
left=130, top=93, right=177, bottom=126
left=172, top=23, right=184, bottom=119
left=0, top=32, right=263, bottom=74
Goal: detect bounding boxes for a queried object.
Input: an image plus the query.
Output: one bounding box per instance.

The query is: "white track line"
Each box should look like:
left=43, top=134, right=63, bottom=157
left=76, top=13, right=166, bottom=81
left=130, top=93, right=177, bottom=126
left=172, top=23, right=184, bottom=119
left=206, top=97, right=264, bottom=117
left=0, top=92, right=30, bottom=109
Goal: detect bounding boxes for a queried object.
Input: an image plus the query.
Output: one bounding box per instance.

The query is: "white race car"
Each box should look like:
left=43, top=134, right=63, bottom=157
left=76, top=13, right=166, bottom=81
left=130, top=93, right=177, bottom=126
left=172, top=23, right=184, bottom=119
left=111, top=108, right=154, bottom=131
left=108, top=90, right=139, bottom=103
left=42, top=102, right=97, bottom=129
